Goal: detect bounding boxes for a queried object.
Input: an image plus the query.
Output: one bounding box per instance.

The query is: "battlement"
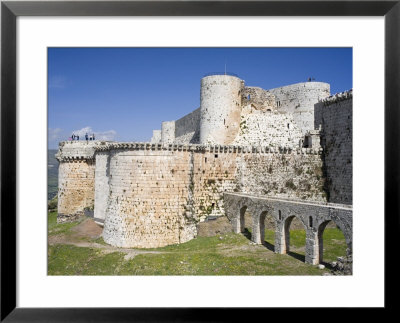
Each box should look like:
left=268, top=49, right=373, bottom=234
left=58, top=141, right=323, bottom=156
left=55, top=141, right=110, bottom=161
left=319, top=89, right=353, bottom=106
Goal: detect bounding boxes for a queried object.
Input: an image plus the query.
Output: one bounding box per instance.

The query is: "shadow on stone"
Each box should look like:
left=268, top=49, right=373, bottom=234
left=321, top=261, right=334, bottom=270
left=287, top=251, right=305, bottom=262
left=262, top=240, right=275, bottom=252
left=242, top=228, right=252, bottom=241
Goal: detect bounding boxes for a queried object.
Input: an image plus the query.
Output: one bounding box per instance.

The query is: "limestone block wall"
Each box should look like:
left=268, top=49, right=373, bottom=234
left=56, top=141, right=103, bottom=222
left=314, top=91, right=352, bottom=205
left=192, top=150, right=238, bottom=221
left=174, top=107, right=201, bottom=144
left=189, top=146, right=326, bottom=221
left=161, top=121, right=175, bottom=143
left=102, top=148, right=196, bottom=248
left=199, top=75, right=243, bottom=145
left=269, top=82, right=330, bottom=134
left=57, top=159, right=95, bottom=222
left=233, top=110, right=303, bottom=148
left=94, top=152, right=110, bottom=221
left=97, top=143, right=326, bottom=248
left=237, top=149, right=327, bottom=202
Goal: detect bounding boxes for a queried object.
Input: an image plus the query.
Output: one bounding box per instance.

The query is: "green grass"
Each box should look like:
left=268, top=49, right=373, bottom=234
left=320, top=228, right=347, bottom=263
left=92, top=236, right=109, bottom=246
left=48, top=211, right=82, bottom=236
left=48, top=244, right=126, bottom=275
left=48, top=210, right=347, bottom=275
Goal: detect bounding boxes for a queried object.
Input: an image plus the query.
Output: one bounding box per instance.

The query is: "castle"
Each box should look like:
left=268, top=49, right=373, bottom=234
left=56, top=73, right=353, bottom=265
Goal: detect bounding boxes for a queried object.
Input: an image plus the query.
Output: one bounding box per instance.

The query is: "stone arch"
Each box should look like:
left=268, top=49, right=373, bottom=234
left=316, top=219, right=351, bottom=264
left=250, top=209, right=268, bottom=245
left=282, top=214, right=307, bottom=256
left=227, top=196, right=251, bottom=234
left=259, top=211, right=267, bottom=244
left=257, top=209, right=276, bottom=251
left=239, top=205, right=247, bottom=233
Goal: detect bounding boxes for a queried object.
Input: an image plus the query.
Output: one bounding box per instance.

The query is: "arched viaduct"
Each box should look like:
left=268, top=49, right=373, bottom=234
left=223, top=193, right=352, bottom=265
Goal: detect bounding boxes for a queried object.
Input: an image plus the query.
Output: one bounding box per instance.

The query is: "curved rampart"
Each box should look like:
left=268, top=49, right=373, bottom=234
left=56, top=141, right=327, bottom=246
left=55, top=142, right=103, bottom=222
left=269, top=82, right=330, bottom=134
left=101, top=148, right=197, bottom=248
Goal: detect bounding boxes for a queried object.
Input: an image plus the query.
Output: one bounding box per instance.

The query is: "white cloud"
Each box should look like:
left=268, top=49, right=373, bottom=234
left=71, top=126, right=117, bottom=141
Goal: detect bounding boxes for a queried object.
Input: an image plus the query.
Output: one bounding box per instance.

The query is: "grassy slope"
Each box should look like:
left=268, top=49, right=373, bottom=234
left=48, top=212, right=347, bottom=276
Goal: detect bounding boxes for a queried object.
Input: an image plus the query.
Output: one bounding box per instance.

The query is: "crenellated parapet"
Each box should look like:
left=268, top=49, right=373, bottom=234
left=60, top=141, right=323, bottom=156
left=319, top=89, right=352, bottom=106
left=55, top=141, right=109, bottom=162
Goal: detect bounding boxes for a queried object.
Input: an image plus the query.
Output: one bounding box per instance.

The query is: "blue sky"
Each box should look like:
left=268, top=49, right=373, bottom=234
left=48, top=47, right=352, bottom=149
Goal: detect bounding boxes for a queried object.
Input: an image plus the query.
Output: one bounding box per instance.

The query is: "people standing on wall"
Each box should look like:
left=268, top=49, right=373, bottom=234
left=77, top=135, right=79, bottom=140
left=85, top=133, right=88, bottom=141
left=92, top=134, right=95, bottom=140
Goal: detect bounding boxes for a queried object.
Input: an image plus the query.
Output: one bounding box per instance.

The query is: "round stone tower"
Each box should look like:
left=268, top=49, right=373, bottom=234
left=161, top=121, right=175, bottom=143
left=199, top=74, right=243, bottom=145
left=269, top=82, right=330, bottom=134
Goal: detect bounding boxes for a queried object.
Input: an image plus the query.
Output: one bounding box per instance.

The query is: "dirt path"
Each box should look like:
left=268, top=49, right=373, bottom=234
left=48, top=218, right=162, bottom=260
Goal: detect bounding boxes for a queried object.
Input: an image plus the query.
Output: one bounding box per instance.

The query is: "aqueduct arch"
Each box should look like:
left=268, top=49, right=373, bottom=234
left=224, top=193, right=352, bottom=265
left=316, top=219, right=351, bottom=264
left=281, top=214, right=307, bottom=255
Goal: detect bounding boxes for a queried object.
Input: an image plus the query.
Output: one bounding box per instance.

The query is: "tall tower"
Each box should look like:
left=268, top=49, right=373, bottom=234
left=161, top=121, right=175, bottom=143
left=199, top=74, right=243, bottom=145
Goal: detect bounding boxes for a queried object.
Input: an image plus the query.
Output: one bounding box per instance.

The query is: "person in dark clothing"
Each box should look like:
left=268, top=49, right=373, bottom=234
left=85, top=133, right=88, bottom=141
left=77, top=135, right=79, bottom=140
left=92, top=134, right=95, bottom=140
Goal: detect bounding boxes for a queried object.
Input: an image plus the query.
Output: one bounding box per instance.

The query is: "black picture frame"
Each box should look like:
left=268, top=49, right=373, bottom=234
left=1, top=0, right=398, bottom=321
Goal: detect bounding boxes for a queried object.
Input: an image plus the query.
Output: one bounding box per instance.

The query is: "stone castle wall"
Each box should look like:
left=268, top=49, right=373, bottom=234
left=269, top=82, right=330, bottom=134
left=57, top=160, right=95, bottom=222
left=174, top=107, right=201, bottom=144
left=314, top=91, right=352, bottom=204
left=238, top=150, right=326, bottom=201
left=56, top=141, right=101, bottom=222
left=151, top=80, right=330, bottom=146
left=233, top=110, right=304, bottom=148
left=57, top=142, right=326, bottom=247
left=102, top=148, right=196, bottom=248
left=55, top=78, right=352, bottom=249
left=93, top=152, right=110, bottom=221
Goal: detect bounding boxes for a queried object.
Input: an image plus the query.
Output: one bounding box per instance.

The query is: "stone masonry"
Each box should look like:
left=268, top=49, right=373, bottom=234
left=314, top=90, right=353, bottom=204
left=224, top=192, right=352, bottom=265
left=56, top=73, right=352, bottom=261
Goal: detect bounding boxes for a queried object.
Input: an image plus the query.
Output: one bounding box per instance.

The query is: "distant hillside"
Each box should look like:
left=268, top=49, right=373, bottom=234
left=48, top=149, right=58, bottom=200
